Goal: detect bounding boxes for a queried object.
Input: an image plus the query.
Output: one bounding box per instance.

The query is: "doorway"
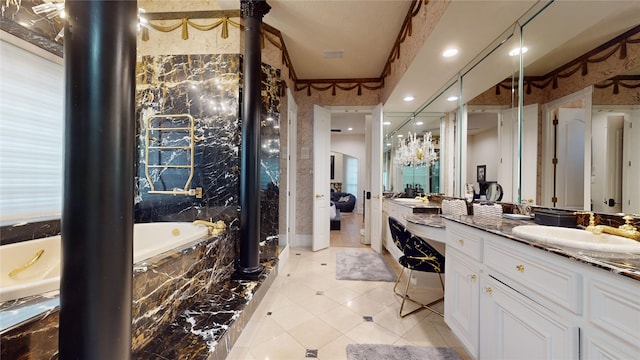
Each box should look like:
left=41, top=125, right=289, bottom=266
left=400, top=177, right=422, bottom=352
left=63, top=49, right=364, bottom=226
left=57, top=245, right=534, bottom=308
left=541, top=87, right=592, bottom=210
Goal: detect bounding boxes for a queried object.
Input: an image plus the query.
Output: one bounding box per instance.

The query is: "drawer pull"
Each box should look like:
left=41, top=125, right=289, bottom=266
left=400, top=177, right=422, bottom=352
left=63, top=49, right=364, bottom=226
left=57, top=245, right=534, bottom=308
left=471, top=274, right=477, bottom=281
left=458, top=239, right=464, bottom=245
left=483, top=287, right=493, bottom=295
left=516, top=264, right=525, bottom=272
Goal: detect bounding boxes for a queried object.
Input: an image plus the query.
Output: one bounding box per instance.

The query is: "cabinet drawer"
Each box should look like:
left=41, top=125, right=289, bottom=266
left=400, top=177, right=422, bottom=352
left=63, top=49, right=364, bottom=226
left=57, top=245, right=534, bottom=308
left=484, top=240, right=582, bottom=314
left=588, top=277, right=640, bottom=346
left=446, top=221, right=483, bottom=262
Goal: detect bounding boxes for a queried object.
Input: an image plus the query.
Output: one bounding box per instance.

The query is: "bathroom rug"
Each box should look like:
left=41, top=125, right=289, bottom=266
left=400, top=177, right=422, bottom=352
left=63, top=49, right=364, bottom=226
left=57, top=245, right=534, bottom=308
left=335, top=249, right=396, bottom=281
left=346, top=344, right=462, bottom=360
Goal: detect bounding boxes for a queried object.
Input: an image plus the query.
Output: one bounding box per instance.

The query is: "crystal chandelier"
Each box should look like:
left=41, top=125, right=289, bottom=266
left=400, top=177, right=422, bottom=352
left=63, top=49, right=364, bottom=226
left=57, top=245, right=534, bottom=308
left=394, top=131, right=438, bottom=167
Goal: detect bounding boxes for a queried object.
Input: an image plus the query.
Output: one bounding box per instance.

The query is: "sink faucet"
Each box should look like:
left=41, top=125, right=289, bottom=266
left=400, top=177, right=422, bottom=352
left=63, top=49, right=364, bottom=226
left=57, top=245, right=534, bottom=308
left=575, top=212, right=640, bottom=241
left=193, top=219, right=227, bottom=236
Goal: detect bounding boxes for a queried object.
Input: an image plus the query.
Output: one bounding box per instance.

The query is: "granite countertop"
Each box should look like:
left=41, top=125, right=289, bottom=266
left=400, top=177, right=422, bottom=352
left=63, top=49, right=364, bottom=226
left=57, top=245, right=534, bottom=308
left=442, top=214, right=640, bottom=282
left=386, top=198, right=442, bottom=209
left=405, top=214, right=445, bottom=228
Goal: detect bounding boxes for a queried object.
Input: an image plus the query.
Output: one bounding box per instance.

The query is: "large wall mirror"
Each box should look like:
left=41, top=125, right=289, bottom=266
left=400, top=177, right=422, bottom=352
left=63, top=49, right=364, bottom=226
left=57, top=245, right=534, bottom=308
left=520, top=1, right=640, bottom=213
left=383, top=1, right=639, bottom=212
left=460, top=23, right=523, bottom=202
left=383, top=79, right=459, bottom=197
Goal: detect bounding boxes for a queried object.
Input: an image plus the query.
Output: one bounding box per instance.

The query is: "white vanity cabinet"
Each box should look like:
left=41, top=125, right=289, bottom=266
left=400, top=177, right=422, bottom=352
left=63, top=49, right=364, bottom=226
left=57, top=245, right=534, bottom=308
left=479, top=276, right=579, bottom=359
left=443, top=219, right=640, bottom=360
left=444, top=221, right=483, bottom=357
left=444, top=249, right=480, bottom=357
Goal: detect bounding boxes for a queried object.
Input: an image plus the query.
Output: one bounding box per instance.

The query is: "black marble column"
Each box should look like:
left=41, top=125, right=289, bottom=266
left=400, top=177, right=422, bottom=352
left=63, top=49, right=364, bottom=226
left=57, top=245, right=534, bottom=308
left=60, top=1, right=137, bottom=359
left=236, top=0, right=271, bottom=279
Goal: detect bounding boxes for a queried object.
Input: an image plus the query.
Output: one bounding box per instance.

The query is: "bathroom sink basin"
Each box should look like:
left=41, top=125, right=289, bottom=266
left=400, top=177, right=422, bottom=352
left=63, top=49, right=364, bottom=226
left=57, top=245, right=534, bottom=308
left=394, top=198, right=424, bottom=204
left=512, top=225, right=640, bottom=256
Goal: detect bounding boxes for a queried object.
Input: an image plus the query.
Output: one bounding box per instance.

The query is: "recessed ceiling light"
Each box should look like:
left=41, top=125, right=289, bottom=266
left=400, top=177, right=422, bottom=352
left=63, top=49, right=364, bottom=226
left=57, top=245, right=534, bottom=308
left=442, top=48, right=459, bottom=57
left=416, top=121, right=424, bottom=125
left=266, top=117, right=274, bottom=122
left=397, top=134, right=403, bottom=138
left=447, top=96, right=458, bottom=101
left=403, top=95, right=415, bottom=102
left=509, top=47, right=528, bottom=57
left=347, top=127, right=353, bottom=131
left=383, top=121, right=391, bottom=125
left=386, top=143, right=392, bottom=146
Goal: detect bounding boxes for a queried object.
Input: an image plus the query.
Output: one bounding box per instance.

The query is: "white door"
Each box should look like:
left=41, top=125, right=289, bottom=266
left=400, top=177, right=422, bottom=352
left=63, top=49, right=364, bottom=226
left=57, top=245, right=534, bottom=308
left=604, top=115, right=624, bottom=213
left=312, top=105, right=331, bottom=251
left=557, top=108, right=585, bottom=209
left=369, top=104, right=383, bottom=253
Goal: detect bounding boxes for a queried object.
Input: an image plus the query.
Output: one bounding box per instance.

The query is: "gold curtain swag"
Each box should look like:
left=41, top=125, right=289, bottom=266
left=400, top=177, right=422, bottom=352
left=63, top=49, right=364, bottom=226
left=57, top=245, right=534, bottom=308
left=141, top=16, right=240, bottom=41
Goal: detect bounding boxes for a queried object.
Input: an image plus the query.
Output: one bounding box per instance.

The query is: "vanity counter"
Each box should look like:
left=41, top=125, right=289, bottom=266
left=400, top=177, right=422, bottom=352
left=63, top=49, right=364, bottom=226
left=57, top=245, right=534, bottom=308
left=442, top=214, right=640, bottom=282
left=405, top=214, right=446, bottom=243
left=386, top=198, right=441, bottom=214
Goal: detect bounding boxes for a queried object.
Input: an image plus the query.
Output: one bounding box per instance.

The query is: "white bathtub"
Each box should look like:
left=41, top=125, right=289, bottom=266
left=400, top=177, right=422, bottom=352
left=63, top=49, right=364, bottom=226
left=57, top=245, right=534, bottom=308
left=0, top=222, right=209, bottom=303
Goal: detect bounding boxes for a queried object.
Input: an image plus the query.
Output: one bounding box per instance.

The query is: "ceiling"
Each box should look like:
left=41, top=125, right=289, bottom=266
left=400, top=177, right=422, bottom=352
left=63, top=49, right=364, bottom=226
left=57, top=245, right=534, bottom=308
left=217, top=0, right=640, bottom=138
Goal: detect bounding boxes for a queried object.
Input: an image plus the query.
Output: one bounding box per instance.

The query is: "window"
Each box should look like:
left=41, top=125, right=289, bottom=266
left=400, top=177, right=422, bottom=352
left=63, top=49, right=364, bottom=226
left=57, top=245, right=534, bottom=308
left=0, top=39, right=64, bottom=224
left=344, top=156, right=358, bottom=196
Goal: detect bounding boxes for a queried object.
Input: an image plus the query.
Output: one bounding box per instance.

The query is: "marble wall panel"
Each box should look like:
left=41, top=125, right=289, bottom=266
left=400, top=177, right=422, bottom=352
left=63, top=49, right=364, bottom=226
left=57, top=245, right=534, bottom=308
left=135, top=53, right=241, bottom=224
left=135, top=54, right=282, bottom=245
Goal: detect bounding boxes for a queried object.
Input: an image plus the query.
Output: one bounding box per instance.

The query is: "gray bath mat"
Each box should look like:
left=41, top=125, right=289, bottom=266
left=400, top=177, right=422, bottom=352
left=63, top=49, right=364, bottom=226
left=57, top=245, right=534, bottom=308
left=347, top=344, right=462, bottom=360
left=336, top=249, right=396, bottom=282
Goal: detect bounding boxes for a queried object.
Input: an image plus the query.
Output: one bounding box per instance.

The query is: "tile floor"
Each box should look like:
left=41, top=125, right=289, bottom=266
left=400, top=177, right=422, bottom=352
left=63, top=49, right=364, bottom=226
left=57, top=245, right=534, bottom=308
left=227, top=213, right=471, bottom=360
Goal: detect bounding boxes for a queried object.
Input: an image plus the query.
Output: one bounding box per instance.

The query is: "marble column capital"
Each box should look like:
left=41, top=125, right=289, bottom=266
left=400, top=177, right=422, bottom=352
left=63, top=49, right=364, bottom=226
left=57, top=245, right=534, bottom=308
left=240, top=0, right=271, bottom=19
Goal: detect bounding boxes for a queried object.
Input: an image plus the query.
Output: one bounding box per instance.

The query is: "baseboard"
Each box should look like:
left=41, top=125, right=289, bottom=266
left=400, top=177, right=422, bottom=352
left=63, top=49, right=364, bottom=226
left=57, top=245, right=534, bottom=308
left=278, top=242, right=290, bottom=270
left=291, top=234, right=312, bottom=248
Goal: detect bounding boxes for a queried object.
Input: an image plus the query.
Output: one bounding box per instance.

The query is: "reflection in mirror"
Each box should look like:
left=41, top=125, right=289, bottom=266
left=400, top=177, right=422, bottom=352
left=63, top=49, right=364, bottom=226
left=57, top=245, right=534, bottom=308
left=461, top=25, right=522, bottom=202
left=383, top=79, right=460, bottom=197
left=520, top=1, right=640, bottom=212
left=383, top=112, right=442, bottom=196
left=591, top=76, right=639, bottom=214
left=486, top=182, right=503, bottom=202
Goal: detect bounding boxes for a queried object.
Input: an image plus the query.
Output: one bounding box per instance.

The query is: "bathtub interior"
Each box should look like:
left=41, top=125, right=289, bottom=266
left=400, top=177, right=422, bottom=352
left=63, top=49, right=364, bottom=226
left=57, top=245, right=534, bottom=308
left=0, top=235, right=61, bottom=303
left=0, top=222, right=211, bottom=303
left=133, top=222, right=209, bottom=264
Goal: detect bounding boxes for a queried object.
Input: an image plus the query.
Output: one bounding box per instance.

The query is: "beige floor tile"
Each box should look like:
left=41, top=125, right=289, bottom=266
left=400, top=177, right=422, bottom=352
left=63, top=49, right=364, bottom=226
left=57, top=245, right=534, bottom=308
left=319, top=305, right=364, bottom=333
left=232, top=315, right=262, bottom=348
left=373, top=305, right=427, bottom=336
left=434, top=322, right=465, bottom=348
left=245, top=317, right=286, bottom=347
left=362, top=283, right=403, bottom=307
left=342, top=292, right=390, bottom=316
left=322, top=285, right=363, bottom=305
left=318, top=335, right=356, bottom=360
left=226, top=346, right=255, bottom=360
left=289, top=317, right=342, bottom=349
left=392, top=337, right=415, bottom=346
left=268, top=301, right=316, bottom=331
left=229, top=231, right=473, bottom=360
left=401, top=318, right=449, bottom=346
left=344, top=321, right=400, bottom=344
left=299, top=273, right=339, bottom=292
left=295, top=292, right=341, bottom=316
left=249, top=332, right=306, bottom=360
